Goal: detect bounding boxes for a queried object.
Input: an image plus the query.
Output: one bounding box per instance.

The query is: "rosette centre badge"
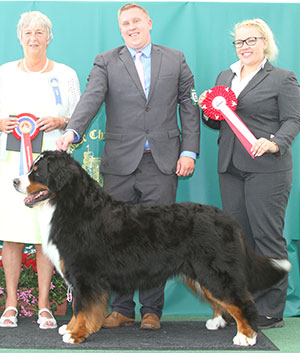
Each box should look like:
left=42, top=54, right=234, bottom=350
left=13, top=113, right=40, bottom=141
left=202, top=86, right=257, bottom=158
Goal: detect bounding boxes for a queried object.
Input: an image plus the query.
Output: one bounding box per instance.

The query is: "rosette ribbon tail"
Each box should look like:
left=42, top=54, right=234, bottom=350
left=12, top=113, right=40, bottom=175
left=201, top=86, right=257, bottom=159
left=20, top=132, right=34, bottom=175
left=218, top=103, right=257, bottom=159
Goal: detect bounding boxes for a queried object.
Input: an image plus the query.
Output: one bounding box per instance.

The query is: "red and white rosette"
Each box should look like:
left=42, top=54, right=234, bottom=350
left=13, top=113, right=40, bottom=174
left=202, top=86, right=257, bottom=159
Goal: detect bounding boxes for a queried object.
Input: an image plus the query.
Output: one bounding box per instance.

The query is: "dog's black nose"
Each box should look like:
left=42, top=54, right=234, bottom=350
left=13, top=178, right=20, bottom=189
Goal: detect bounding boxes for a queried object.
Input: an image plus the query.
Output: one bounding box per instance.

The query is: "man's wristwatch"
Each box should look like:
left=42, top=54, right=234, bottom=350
left=63, top=118, right=68, bottom=130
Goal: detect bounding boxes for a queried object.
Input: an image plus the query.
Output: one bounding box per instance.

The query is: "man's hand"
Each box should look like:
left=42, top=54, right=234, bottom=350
left=56, top=130, right=75, bottom=151
left=176, top=156, right=195, bottom=176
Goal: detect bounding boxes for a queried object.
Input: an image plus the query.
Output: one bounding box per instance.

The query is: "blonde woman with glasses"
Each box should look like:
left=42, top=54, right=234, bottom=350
left=198, top=19, right=300, bottom=330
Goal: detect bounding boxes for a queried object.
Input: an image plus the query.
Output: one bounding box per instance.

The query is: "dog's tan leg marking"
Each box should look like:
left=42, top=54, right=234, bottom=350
left=200, top=285, right=257, bottom=346
left=58, top=301, right=76, bottom=335
left=67, top=314, right=77, bottom=330
left=59, top=314, right=76, bottom=335
left=184, top=279, right=224, bottom=317
left=62, top=293, right=109, bottom=344
left=184, top=279, right=228, bottom=330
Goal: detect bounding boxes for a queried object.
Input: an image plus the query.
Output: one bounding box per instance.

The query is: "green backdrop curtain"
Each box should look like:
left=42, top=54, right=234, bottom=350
left=0, top=1, right=299, bottom=317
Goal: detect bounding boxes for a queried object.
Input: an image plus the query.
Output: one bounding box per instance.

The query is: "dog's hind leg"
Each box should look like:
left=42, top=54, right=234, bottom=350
left=184, top=279, right=257, bottom=346
left=184, top=279, right=229, bottom=330
left=62, top=292, right=109, bottom=344
left=200, top=285, right=257, bottom=346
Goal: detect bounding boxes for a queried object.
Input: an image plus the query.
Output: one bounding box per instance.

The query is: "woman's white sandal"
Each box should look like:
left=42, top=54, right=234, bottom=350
left=37, top=308, right=57, bottom=329
left=0, top=306, right=18, bottom=328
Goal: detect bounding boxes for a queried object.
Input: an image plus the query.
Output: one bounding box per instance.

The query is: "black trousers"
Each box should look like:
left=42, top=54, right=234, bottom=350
left=102, top=152, right=178, bottom=318
left=219, top=160, right=292, bottom=318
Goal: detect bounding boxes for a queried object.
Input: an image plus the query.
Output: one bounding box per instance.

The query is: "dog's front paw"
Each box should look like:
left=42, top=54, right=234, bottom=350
left=233, top=332, right=257, bottom=346
left=206, top=315, right=227, bottom=330
left=62, top=333, right=75, bottom=344
left=58, top=324, right=70, bottom=336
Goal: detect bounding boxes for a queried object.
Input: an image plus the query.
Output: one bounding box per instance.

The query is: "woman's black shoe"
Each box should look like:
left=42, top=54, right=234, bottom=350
left=257, top=316, right=284, bottom=329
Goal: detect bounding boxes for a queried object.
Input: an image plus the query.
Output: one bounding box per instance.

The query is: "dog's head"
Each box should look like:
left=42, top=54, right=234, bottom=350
left=13, top=151, right=83, bottom=208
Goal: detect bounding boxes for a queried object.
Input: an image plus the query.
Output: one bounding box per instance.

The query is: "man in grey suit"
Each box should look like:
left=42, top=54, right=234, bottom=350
left=57, top=3, right=200, bottom=330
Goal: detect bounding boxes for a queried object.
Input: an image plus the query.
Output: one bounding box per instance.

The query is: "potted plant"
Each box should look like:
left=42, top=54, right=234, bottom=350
left=0, top=246, right=68, bottom=317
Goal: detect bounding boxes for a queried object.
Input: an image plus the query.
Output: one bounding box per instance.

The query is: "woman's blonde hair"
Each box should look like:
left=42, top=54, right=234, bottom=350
left=17, top=11, right=53, bottom=42
left=234, top=19, right=278, bottom=62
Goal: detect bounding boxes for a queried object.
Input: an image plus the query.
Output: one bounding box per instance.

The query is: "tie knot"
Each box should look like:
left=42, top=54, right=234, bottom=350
left=135, top=52, right=143, bottom=60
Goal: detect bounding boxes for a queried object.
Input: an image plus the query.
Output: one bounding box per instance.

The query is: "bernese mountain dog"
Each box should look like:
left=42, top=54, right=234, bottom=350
left=13, top=151, right=290, bottom=345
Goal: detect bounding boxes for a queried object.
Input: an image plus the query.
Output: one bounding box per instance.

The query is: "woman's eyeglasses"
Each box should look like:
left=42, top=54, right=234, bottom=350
left=233, top=36, right=265, bottom=49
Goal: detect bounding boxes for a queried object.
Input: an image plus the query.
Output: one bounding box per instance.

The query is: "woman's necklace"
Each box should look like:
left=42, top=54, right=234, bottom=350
left=23, top=58, right=48, bottom=73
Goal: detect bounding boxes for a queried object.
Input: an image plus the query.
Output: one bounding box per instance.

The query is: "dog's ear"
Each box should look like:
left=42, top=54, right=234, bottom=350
left=47, top=152, right=82, bottom=192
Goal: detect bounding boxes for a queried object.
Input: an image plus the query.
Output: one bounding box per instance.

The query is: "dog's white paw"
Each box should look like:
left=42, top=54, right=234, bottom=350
left=206, top=315, right=227, bottom=330
left=233, top=332, right=257, bottom=346
left=62, top=333, right=75, bottom=344
left=58, top=324, right=70, bottom=336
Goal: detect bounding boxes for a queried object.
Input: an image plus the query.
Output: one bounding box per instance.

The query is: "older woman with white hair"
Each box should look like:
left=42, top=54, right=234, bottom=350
left=0, top=11, right=80, bottom=328
left=198, top=19, right=300, bottom=329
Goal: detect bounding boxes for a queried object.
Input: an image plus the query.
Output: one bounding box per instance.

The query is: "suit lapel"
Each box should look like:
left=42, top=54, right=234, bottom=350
left=222, top=71, right=235, bottom=87
left=119, top=46, right=146, bottom=98
left=238, top=61, right=273, bottom=100
left=148, top=45, right=162, bottom=102
left=220, top=61, right=273, bottom=101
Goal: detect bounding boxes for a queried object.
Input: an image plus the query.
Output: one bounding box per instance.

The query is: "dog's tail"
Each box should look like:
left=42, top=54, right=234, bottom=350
left=245, top=246, right=291, bottom=293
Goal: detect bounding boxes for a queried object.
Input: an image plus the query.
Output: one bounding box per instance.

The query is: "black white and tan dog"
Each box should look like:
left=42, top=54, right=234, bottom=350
left=13, top=151, right=290, bottom=345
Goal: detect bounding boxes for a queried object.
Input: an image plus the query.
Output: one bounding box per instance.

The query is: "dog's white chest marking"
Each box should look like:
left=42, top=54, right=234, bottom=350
left=38, top=202, right=64, bottom=278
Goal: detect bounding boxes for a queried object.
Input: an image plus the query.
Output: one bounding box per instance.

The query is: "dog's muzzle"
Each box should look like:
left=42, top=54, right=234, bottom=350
left=13, top=175, right=29, bottom=194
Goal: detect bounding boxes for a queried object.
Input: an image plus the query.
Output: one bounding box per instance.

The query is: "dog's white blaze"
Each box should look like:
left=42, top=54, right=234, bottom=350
left=233, top=332, right=257, bottom=346
left=206, top=315, right=227, bottom=330
left=15, top=174, right=30, bottom=193
left=38, top=201, right=64, bottom=278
